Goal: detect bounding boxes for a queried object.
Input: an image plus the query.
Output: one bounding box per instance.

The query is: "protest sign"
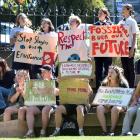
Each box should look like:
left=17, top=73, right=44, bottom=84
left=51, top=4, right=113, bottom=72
left=59, top=61, right=94, bottom=78
left=59, top=78, right=89, bottom=105
left=14, top=32, right=57, bottom=65
left=93, top=86, right=134, bottom=106
left=90, top=25, right=129, bottom=57
left=24, top=80, right=55, bottom=106
left=58, top=29, right=88, bottom=62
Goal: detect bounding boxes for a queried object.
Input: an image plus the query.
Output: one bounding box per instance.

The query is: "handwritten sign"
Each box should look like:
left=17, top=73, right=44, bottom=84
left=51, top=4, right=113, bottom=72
left=14, top=32, right=57, bottom=65
left=58, top=29, right=88, bottom=62
left=60, top=79, right=89, bottom=105
left=24, top=80, right=55, bottom=105
left=59, top=62, right=93, bottom=78
left=90, top=25, right=129, bottom=57
left=93, top=86, right=134, bottom=106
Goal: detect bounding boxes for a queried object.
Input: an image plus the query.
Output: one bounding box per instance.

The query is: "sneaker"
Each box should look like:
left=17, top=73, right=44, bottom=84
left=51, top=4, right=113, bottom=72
left=79, top=129, right=84, bottom=136
left=49, top=129, right=60, bottom=137
left=127, top=132, right=133, bottom=136
left=40, top=129, right=46, bottom=137
left=24, top=131, right=35, bottom=138
left=109, top=132, right=115, bottom=136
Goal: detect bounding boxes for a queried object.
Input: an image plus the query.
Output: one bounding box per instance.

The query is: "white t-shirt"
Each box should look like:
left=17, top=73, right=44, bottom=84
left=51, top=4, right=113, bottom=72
left=118, top=16, right=139, bottom=48
left=10, top=26, right=33, bottom=51
left=40, top=31, right=58, bottom=37
left=10, top=26, right=33, bottom=38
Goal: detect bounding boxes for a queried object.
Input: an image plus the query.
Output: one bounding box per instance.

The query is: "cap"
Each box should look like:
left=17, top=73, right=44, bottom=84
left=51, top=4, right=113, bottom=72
left=40, top=65, right=52, bottom=72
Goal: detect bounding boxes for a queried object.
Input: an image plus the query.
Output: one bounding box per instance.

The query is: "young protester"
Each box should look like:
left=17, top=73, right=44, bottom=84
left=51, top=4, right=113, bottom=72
left=24, top=65, right=59, bottom=137
left=94, top=8, right=113, bottom=90
left=10, top=13, right=33, bottom=74
left=121, top=81, right=140, bottom=136
left=96, top=65, right=129, bottom=136
left=50, top=81, right=92, bottom=136
left=32, top=18, right=57, bottom=79
left=3, top=70, right=29, bottom=121
left=0, top=58, right=15, bottom=114
left=118, top=4, right=139, bottom=88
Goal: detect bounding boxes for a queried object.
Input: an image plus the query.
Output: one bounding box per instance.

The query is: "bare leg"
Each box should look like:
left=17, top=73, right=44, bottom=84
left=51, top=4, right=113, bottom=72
left=26, top=106, right=41, bottom=132
left=96, top=105, right=107, bottom=132
left=41, top=105, right=53, bottom=130
left=3, top=106, right=18, bottom=122
left=76, top=105, right=85, bottom=129
left=55, top=105, right=66, bottom=128
left=18, top=106, right=28, bottom=121
left=111, top=106, right=123, bottom=132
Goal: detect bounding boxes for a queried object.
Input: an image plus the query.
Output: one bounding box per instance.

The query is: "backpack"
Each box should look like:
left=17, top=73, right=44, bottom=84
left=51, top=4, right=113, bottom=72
left=60, top=116, right=79, bottom=136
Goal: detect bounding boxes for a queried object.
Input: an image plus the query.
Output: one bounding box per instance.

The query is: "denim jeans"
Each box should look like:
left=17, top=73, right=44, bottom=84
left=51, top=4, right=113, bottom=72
left=0, top=86, right=11, bottom=109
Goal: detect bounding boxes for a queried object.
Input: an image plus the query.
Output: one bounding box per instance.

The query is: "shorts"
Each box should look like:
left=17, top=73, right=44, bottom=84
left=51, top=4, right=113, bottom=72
left=63, top=104, right=88, bottom=116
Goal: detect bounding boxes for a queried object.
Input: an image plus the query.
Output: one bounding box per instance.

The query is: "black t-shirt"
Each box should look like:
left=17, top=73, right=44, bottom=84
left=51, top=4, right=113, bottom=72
left=0, top=70, right=15, bottom=88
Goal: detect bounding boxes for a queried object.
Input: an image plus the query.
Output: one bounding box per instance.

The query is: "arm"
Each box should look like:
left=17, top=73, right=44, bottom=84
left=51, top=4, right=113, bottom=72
left=9, top=87, right=22, bottom=103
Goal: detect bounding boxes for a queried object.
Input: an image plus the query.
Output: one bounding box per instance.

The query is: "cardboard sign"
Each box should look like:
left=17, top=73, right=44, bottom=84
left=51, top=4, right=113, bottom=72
left=93, top=86, right=134, bottom=107
left=59, top=61, right=93, bottom=78
left=89, top=25, right=129, bottom=57
left=14, top=32, right=57, bottom=65
left=59, top=79, right=89, bottom=105
left=24, top=80, right=56, bottom=106
left=58, top=29, right=88, bottom=62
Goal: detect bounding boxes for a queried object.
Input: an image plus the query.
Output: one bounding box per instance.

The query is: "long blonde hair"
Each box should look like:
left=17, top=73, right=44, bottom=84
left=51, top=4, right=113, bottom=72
left=16, top=13, right=32, bottom=27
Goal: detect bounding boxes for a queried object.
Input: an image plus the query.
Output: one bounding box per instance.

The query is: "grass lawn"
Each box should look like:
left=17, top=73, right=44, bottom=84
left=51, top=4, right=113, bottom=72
left=0, top=136, right=140, bottom=140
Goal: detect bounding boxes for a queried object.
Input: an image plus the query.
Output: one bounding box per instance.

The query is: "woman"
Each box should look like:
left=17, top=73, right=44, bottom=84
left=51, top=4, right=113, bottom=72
left=0, top=58, right=15, bottom=114
left=94, top=8, right=112, bottom=90
left=121, top=81, right=140, bottom=136
left=3, top=70, right=29, bottom=121
left=24, top=65, right=59, bottom=138
left=10, top=13, right=33, bottom=72
left=96, top=65, right=129, bottom=136
left=32, top=18, right=57, bottom=79
left=118, top=4, right=139, bottom=88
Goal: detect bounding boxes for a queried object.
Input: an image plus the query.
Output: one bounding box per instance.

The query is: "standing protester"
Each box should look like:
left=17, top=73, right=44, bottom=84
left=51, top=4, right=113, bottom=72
left=0, top=58, right=15, bottom=114
left=32, top=18, right=57, bottom=79
left=118, top=4, right=139, bottom=88
left=94, top=8, right=112, bottom=90
left=10, top=13, right=33, bottom=74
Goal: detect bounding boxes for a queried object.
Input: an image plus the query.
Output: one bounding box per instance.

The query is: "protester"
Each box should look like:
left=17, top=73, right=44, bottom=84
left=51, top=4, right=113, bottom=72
left=3, top=70, right=29, bottom=121
left=10, top=13, right=33, bottom=73
left=32, top=18, right=57, bottom=79
left=121, top=81, right=140, bottom=136
left=118, top=4, right=139, bottom=88
left=50, top=80, right=92, bottom=136
left=24, top=65, right=59, bottom=137
left=0, top=58, right=15, bottom=114
left=96, top=65, right=129, bottom=136
left=94, top=8, right=113, bottom=90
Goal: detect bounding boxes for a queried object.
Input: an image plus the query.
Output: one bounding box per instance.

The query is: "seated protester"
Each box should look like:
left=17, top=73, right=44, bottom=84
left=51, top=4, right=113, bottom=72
left=0, top=58, right=15, bottom=114
left=121, top=81, right=140, bottom=136
left=24, top=65, right=59, bottom=138
left=50, top=81, right=93, bottom=136
left=3, top=70, right=29, bottom=121
left=96, top=65, right=129, bottom=136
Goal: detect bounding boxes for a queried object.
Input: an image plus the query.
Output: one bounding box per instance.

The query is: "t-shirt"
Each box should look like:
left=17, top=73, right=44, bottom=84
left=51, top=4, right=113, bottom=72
left=118, top=16, right=139, bottom=48
left=8, top=84, right=24, bottom=107
left=0, top=70, right=15, bottom=88
left=10, top=26, right=33, bottom=50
